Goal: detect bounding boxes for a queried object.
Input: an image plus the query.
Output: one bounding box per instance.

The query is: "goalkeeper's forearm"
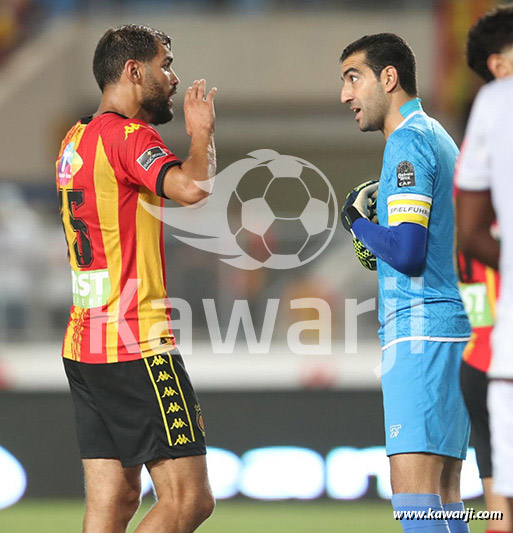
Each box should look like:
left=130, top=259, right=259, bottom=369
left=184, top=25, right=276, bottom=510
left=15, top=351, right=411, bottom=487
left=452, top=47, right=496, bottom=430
left=352, top=219, right=427, bottom=276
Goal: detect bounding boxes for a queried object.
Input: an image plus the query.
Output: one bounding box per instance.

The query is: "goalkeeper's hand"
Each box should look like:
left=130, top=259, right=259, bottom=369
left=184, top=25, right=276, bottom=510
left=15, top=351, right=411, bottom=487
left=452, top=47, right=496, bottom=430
left=352, top=237, right=377, bottom=271
left=340, top=180, right=379, bottom=233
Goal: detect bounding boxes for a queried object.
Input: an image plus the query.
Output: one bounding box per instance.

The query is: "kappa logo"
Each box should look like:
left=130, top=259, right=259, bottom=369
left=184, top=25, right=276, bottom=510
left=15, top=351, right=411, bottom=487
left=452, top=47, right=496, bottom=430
left=156, top=371, right=172, bottom=382
left=162, top=386, right=178, bottom=398
left=174, top=434, right=191, bottom=445
left=389, top=424, right=402, bottom=439
left=124, top=122, right=144, bottom=140
left=151, top=355, right=167, bottom=366
left=169, top=418, right=188, bottom=430
left=166, top=402, right=184, bottom=414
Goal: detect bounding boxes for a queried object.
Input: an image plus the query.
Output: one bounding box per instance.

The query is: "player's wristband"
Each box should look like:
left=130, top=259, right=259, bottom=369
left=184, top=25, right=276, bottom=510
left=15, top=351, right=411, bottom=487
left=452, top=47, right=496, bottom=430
left=341, top=205, right=363, bottom=232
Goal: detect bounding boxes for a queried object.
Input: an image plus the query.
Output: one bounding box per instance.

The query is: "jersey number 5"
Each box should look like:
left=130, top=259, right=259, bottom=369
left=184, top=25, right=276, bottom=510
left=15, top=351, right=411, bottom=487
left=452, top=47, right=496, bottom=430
left=59, top=189, right=93, bottom=267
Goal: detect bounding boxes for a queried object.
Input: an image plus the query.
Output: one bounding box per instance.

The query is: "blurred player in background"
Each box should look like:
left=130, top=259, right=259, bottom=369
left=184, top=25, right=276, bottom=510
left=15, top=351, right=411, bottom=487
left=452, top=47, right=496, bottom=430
left=56, top=25, right=216, bottom=532
left=339, top=34, right=471, bottom=532
left=457, top=5, right=513, bottom=530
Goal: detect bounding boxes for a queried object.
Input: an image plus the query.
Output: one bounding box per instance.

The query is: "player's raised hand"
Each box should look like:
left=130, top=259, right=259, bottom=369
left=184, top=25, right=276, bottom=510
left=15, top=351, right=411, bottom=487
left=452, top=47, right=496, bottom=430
left=184, top=79, right=217, bottom=137
left=340, top=180, right=379, bottom=232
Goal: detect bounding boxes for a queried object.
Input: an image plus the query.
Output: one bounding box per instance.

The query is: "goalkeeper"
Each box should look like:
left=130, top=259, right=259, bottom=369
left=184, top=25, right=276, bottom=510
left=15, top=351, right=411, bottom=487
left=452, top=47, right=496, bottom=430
left=340, top=34, right=471, bottom=533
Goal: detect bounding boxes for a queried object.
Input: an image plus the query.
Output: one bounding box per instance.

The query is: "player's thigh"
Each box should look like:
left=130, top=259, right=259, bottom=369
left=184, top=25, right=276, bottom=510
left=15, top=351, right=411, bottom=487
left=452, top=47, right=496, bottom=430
left=440, top=456, right=463, bottom=503
left=83, top=458, right=142, bottom=504
left=390, top=453, right=445, bottom=494
left=489, top=379, right=513, bottom=497
left=382, top=340, right=470, bottom=459
left=146, top=455, right=213, bottom=502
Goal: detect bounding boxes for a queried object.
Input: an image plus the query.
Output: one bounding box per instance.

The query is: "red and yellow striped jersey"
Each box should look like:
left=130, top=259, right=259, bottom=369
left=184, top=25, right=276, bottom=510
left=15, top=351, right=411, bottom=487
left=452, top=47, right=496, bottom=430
left=457, top=250, right=500, bottom=373
left=56, top=111, right=181, bottom=363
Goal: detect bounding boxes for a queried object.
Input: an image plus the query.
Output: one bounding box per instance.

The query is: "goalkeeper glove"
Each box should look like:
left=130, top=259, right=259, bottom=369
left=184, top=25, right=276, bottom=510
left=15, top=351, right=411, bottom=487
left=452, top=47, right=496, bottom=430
left=352, top=237, right=377, bottom=271
left=340, top=180, right=379, bottom=233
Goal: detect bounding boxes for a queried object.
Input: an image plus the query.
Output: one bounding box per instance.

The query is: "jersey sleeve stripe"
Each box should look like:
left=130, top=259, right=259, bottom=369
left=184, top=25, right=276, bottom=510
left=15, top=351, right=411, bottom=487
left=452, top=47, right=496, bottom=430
left=156, top=160, right=182, bottom=199
left=388, top=199, right=432, bottom=209
left=485, top=266, right=497, bottom=320
left=387, top=193, right=432, bottom=204
left=389, top=212, right=429, bottom=228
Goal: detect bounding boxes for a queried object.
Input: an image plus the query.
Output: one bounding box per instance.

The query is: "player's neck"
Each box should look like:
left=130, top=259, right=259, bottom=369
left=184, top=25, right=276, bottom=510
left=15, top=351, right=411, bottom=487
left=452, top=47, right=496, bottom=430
left=382, top=93, right=416, bottom=141
left=94, top=87, right=150, bottom=123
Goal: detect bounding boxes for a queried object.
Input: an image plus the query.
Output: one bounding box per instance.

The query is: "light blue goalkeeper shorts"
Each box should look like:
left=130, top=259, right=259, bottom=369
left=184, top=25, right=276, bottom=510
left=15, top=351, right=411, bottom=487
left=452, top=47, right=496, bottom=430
left=381, top=339, right=470, bottom=459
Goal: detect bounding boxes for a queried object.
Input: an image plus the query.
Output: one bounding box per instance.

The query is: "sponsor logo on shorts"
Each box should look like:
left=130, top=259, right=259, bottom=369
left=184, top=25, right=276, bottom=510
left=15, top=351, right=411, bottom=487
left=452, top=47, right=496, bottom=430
left=170, top=418, right=188, bottom=430
left=151, top=355, right=167, bottom=366
left=166, top=402, right=183, bottom=414
left=174, top=434, right=192, bottom=445
left=146, top=354, right=197, bottom=447
left=156, top=370, right=173, bottom=382
left=162, top=387, right=178, bottom=398
left=390, top=424, right=402, bottom=438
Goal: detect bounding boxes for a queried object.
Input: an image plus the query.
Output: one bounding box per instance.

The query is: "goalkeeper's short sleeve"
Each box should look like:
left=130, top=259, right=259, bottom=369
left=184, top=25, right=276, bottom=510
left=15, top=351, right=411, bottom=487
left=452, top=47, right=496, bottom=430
left=381, top=128, right=435, bottom=230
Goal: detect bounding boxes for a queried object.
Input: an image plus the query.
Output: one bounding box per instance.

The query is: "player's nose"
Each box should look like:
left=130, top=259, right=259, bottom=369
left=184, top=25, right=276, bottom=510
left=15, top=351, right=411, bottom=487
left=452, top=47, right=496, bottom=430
left=170, top=69, right=180, bottom=87
left=341, top=85, right=353, bottom=104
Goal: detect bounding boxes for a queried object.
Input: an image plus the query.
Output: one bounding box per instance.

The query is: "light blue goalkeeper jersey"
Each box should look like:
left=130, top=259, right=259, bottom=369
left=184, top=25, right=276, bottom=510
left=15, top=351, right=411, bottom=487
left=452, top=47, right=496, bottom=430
left=376, top=98, right=470, bottom=347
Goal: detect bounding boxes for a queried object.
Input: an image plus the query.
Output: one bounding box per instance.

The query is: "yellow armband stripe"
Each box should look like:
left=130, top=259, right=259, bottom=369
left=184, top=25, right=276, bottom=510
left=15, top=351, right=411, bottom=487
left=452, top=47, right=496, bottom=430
left=387, top=193, right=432, bottom=228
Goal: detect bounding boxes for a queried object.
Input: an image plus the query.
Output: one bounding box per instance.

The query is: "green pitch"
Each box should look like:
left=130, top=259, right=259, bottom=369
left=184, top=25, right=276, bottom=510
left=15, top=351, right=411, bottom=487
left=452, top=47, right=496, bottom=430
left=0, top=499, right=487, bottom=532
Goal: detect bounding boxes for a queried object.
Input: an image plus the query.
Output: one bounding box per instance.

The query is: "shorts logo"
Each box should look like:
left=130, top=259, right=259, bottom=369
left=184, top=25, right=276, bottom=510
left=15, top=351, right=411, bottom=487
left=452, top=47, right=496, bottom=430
left=166, top=402, right=183, bottom=413
left=137, top=146, right=167, bottom=170
left=170, top=418, right=188, bottom=430
left=162, top=386, right=178, bottom=398
left=151, top=355, right=166, bottom=366
left=195, top=404, right=206, bottom=437
left=174, top=434, right=191, bottom=445
left=145, top=354, right=197, bottom=449
left=162, top=387, right=178, bottom=397
left=390, top=424, right=402, bottom=438
left=156, top=371, right=172, bottom=382
left=124, top=122, right=144, bottom=140
left=396, top=161, right=415, bottom=187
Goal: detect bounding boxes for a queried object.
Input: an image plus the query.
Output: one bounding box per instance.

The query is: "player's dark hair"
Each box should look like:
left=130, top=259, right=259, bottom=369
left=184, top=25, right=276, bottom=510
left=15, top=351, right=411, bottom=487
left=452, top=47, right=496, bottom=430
left=340, top=33, right=418, bottom=96
left=467, top=4, right=513, bottom=82
left=93, top=24, right=171, bottom=92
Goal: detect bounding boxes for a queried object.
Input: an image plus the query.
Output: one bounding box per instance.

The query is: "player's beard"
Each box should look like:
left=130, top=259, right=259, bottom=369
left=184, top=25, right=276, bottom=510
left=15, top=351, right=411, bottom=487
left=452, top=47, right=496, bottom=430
left=141, top=75, right=173, bottom=126
left=358, top=84, right=388, bottom=133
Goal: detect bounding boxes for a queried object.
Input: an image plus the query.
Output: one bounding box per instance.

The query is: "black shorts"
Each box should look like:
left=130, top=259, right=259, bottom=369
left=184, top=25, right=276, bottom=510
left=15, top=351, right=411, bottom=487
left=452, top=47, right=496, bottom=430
left=64, top=349, right=206, bottom=467
left=460, top=359, right=491, bottom=478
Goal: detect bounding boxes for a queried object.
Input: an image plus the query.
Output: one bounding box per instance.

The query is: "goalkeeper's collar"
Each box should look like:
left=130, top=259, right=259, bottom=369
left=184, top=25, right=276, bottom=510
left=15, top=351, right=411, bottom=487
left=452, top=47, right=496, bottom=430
left=395, top=98, right=424, bottom=132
